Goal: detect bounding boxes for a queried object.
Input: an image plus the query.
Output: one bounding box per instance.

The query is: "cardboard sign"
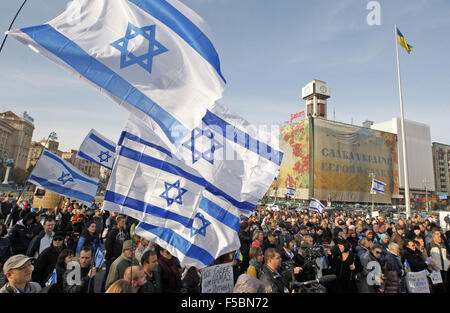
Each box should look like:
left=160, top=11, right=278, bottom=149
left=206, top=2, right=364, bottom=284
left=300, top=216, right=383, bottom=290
left=405, top=270, right=430, bottom=293
left=201, top=263, right=234, bottom=293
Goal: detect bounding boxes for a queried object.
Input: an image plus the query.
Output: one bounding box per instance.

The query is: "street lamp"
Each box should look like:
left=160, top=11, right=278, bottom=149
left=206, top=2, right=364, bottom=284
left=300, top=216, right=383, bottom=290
left=423, top=178, right=430, bottom=212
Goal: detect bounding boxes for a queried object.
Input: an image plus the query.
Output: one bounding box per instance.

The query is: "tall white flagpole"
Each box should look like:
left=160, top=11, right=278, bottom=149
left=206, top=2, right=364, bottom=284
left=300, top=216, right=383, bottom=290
left=394, top=24, right=411, bottom=219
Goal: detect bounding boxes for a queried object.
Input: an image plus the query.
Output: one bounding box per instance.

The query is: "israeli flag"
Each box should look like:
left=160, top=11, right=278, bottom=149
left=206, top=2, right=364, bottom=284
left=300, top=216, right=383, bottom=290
left=77, top=129, right=116, bottom=170
left=8, top=0, right=226, bottom=145
left=308, top=198, right=325, bottom=213
left=104, top=114, right=281, bottom=268
left=45, top=269, right=57, bottom=286
left=95, top=245, right=105, bottom=268
left=371, top=179, right=386, bottom=194
left=29, top=150, right=99, bottom=205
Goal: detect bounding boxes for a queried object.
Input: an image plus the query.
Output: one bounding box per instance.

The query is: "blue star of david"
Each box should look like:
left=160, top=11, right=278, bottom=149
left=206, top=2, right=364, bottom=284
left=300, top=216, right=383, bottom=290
left=98, top=151, right=112, bottom=163
left=182, top=128, right=223, bottom=165
left=57, top=171, right=74, bottom=185
left=190, top=213, right=211, bottom=238
left=110, top=22, right=168, bottom=73
left=160, top=180, right=188, bottom=207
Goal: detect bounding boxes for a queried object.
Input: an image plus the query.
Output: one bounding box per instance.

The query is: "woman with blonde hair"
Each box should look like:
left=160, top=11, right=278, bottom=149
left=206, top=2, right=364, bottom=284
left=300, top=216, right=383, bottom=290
left=105, top=279, right=133, bottom=293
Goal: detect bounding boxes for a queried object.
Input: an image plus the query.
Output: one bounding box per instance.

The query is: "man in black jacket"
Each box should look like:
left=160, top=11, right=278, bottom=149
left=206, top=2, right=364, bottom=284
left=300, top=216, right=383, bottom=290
left=26, top=217, right=55, bottom=258
left=259, top=248, right=289, bottom=293
left=101, top=215, right=128, bottom=292
left=62, top=247, right=96, bottom=293
left=7, top=213, right=35, bottom=255
left=31, top=233, right=65, bottom=287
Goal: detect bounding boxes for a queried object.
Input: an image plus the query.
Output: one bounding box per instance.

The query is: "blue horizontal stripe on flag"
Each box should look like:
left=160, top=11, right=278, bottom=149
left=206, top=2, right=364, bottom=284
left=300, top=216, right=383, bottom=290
left=128, top=0, right=226, bottom=84
left=198, top=197, right=240, bottom=232
left=137, top=221, right=215, bottom=266
left=77, top=150, right=113, bottom=170
left=42, top=151, right=98, bottom=185
left=104, top=190, right=193, bottom=228
left=89, top=133, right=116, bottom=152
left=372, top=188, right=385, bottom=193
left=308, top=207, right=321, bottom=213
left=119, top=145, right=255, bottom=212
left=20, top=24, right=188, bottom=145
left=202, top=110, right=283, bottom=166
left=373, top=179, right=386, bottom=186
left=119, top=131, right=174, bottom=158
left=29, top=175, right=96, bottom=203
left=311, top=198, right=324, bottom=208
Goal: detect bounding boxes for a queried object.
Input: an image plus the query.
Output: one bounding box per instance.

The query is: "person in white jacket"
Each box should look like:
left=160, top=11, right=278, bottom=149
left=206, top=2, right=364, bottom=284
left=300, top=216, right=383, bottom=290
left=428, top=229, right=450, bottom=293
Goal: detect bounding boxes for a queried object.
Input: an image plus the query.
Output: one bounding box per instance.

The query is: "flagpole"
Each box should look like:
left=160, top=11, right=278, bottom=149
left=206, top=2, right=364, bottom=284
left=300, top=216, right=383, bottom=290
left=0, top=0, right=28, bottom=54
left=394, top=24, right=411, bottom=219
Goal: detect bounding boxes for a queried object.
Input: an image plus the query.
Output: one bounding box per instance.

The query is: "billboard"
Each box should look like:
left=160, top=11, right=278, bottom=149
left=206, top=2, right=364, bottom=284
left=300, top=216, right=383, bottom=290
left=269, top=119, right=311, bottom=199
left=313, top=119, right=399, bottom=203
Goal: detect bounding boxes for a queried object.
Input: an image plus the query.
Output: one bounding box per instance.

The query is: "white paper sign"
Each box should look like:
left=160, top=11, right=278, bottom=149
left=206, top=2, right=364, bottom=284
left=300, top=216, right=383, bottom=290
left=405, top=270, right=430, bottom=293
left=429, top=271, right=443, bottom=285
left=201, top=263, right=234, bottom=293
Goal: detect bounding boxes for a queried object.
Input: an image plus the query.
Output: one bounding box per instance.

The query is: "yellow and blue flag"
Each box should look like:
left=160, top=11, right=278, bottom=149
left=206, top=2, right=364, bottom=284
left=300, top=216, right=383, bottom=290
left=397, top=27, right=413, bottom=54
left=45, top=269, right=57, bottom=286
left=235, top=249, right=244, bottom=262
left=403, top=260, right=412, bottom=273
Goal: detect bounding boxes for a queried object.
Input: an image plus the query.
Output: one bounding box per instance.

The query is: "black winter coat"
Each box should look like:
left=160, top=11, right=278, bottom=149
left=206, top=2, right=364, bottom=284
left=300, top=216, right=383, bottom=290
left=7, top=220, right=33, bottom=255
left=402, top=247, right=428, bottom=272
left=259, top=264, right=289, bottom=293
left=32, top=245, right=63, bottom=287
left=105, top=227, right=129, bottom=260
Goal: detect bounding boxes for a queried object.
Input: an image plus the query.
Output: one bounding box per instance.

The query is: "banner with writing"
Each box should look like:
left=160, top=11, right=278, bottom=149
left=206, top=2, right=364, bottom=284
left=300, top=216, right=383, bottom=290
left=201, top=263, right=234, bottom=293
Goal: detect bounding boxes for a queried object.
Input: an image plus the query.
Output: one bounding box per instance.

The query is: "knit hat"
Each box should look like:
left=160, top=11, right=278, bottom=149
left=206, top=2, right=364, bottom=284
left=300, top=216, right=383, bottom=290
left=379, top=233, right=388, bottom=241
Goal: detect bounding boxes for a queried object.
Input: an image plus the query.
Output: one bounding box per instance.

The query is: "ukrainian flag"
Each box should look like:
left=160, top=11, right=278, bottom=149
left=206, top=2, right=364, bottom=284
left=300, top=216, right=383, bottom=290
left=397, top=27, right=413, bottom=54
left=235, top=249, right=243, bottom=262
left=403, top=260, right=412, bottom=273
left=45, top=269, right=57, bottom=286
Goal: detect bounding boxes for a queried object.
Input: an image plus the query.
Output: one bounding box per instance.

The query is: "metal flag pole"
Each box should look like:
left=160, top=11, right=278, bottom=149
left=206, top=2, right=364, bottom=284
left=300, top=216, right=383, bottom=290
left=0, top=0, right=28, bottom=54
left=394, top=24, right=411, bottom=219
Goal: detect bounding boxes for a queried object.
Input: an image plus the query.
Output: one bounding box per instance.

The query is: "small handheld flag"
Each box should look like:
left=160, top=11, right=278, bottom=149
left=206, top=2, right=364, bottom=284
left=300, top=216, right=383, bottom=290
left=45, top=269, right=57, bottom=286
left=371, top=179, right=387, bottom=194
left=235, top=249, right=243, bottom=262
left=95, top=246, right=105, bottom=268
left=308, top=198, right=325, bottom=213
left=397, top=27, right=413, bottom=54
left=404, top=260, right=412, bottom=273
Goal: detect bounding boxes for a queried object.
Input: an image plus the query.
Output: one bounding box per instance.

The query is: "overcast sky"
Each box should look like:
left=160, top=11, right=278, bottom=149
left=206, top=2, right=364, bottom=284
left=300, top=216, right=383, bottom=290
left=1, top=0, right=449, bottom=151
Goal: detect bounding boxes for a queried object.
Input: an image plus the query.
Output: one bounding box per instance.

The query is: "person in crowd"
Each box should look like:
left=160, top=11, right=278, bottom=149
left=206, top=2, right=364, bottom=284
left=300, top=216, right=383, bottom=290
left=105, top=279, right=133, bottom=293
left=55, top=249, right=73, bottom=291
left=7, top=212, right=35, bottom=255
left=327, top=239, right=362, bottom=293
left=261, top=231, right=280, bottom=253
left=238, top=221, right=252, bottom=275
left=62, top=247, right=96, bottom=293
left=259, top=248, right=289, bottom=293
left=26, top=216, right=56, bottom=258
left=233, top=273, right=266, bottom=293
left=358, top=244, right=384, bottom=293
left=123, top=265, right=147, bottom=293
left=31, top=233, right=65, bottom=287
left=180, top=266, right=202, bottom=293
left=105, top=239, right=139, bottom=290
left=346, top=229, right=359, bottom=252
left=391, top=225, right=406, bottom=252
left=158, top=247, right=181, bottom=293
left=135, top=237, right=154, bottom=265
left=76, top=221, right=102, bottom=255
left=381, top=262, right=402, bottom=293
left=139, top=249, right=162, bottom=293
left=102, top=214, right=129, bottom=292
left=251, top=230, right=264, bottom=248
left=0, top=254, right=41, bottom=293
left=381, top=242, right=404, bottom=290
left=403, top=240, right=429, bottom=272
left=428, top=229, right=450, bottom=292
left=246, top=246, right=263, bottom=278
left=0, top=223, right=11, bottom=266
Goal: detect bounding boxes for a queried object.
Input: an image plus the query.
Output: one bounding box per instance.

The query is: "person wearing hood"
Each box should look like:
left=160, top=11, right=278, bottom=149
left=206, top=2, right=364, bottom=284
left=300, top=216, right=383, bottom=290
left=31, top=232, right=66, bottom=287
left=75, top=221, right=102, bottom=255
left=7, top=212, right=35, bottom=255
left=158, top=247, right=182, bottom=293
left=357, top=243, right=384, bottom=293
left=327, top=239, right=362, bottom=293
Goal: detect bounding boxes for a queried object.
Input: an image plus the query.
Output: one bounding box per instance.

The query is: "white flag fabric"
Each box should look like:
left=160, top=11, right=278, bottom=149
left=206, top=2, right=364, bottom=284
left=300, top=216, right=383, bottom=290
left=77, top=129, right=116, bottom=170
left=29, top=150, right=99, bottom=205
left=371, top=179, right=386, bottom=194
left=308, top=198, right=325, bottom=213
left=286, top=187, right=296, bottom=196
left=8, top=0, right=226, bottom=145
left=103, top=113, right=282, bottom=268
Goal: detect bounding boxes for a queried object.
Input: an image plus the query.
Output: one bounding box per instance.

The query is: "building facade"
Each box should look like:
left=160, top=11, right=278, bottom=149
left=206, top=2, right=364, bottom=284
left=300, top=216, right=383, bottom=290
left=432, top=142, right=450, bottom=195
left=0, top=111, right=34, bottom=171
left=61, top=149, right=101, bottom=179
left=25, top=138, right=61, bottom=170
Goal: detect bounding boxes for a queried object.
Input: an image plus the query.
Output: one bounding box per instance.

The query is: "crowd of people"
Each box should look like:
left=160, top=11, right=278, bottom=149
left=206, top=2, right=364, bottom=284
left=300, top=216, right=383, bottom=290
left=0, top=193, right=449, bottom=294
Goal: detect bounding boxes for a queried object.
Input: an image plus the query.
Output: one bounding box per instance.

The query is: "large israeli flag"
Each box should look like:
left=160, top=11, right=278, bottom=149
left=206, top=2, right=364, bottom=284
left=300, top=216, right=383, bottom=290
left=103, top=114, right=281, bottom=268
left=308, top=198, right=325, bottom=213
left=371, top=179, right=386, bottom=194
left=29, top=150, right=99, bottom=205
left=8, top=0, right=226, bottom=145
left=77, top=129, right=116, bottom=170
